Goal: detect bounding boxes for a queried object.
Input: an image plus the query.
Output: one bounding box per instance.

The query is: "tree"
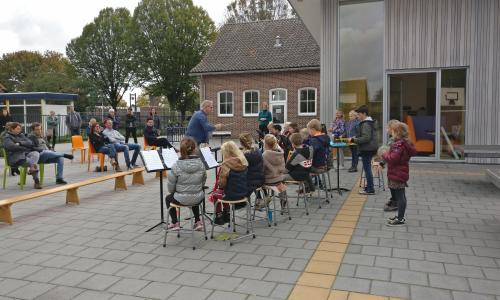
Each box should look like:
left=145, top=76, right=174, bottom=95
left=133, top=0, right=217, bottom=119
left=66, top=7, right=140, bottom=110
left=224, top=0, right=295, bottom=24
left=0, top=51, right=44, bottom=92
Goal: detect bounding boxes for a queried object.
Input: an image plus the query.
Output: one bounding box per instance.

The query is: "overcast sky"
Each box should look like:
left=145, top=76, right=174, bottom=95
left=0, top=0, right=233, bottom=56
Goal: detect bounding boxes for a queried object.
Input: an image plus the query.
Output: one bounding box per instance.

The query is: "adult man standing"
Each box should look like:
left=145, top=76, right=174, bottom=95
left=258, top=101, right=272, bottom=135
left=107, top=108, right=121, bottom=130
left=65, top=105, right=82, bottom=136
left=102, top=119, right=141, bottom=169
left=28, top=123, right=73, bottom=185
left=185, top=100, right=223, bottom=145
left=124, top=107, right=138, bottom=144
left=349, top=105, right=378, bottom=195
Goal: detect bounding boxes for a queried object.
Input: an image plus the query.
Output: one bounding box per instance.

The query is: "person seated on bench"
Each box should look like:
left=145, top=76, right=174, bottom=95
left=143, top=117, right=174, bottom=149
left=165, top=137, right=207, bottom=231
left=28, top=122, right=73, bottom=185
left=102, top=119, right=141, bottom=170
left=89, top=123, right=122, bottom=172
left=3, top=122, right=42, bottom=189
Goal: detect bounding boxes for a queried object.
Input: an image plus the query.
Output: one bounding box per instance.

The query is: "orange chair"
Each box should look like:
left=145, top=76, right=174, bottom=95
left=144, top=136, right=157, bottom=150
left=87, top=140, right=106, bottom=172
left=405, top=116, right=434, bottom=153
left=71, top=135, right=87, bottom=164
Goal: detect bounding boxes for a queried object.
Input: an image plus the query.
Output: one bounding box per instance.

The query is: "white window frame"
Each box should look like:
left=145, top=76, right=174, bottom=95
left=269, top=88, right=288, bottom=103
left=298, top=87, right=317, bottom=116
left=217, top=90, right=234, bottom=117
left=243, top=89, right=260, bottom=117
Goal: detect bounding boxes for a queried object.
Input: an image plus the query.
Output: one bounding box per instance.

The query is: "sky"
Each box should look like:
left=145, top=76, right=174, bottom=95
left=0, top=0, right=233, bottom=56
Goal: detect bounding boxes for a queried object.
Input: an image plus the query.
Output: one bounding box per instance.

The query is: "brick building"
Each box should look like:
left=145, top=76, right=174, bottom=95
left=191, top=18, right=320, bottom=138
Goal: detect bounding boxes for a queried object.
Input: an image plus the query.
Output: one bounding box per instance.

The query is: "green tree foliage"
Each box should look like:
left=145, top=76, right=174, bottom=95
left=66, top=7, right=140, bottom=110
left=133, top=0, right=216, bottom=118
left=224, top=0, right=295, bottom=24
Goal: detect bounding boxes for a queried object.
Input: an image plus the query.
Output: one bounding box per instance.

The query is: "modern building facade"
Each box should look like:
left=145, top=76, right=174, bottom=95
left=289, top=0, right=500, bottom=162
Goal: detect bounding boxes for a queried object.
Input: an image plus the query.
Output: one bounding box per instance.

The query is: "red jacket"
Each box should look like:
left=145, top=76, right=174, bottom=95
left=382, top=138, right=417, bottom=183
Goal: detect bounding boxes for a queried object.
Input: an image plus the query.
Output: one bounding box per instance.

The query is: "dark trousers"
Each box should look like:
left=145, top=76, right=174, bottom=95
left=47, top=131, right=57, bottom=149
left=125, top=127, right=137, bottom=144
left=70, top=128, right=80, bottom=136
left=165, top=194, right=200, bottom=224
left=361, top=153, right=374, bottom=192
left=349, top=145, right=359, bottom=168
left=153, top=138, right=173, bottom=149
left=392, top=188, right=407, bottom=220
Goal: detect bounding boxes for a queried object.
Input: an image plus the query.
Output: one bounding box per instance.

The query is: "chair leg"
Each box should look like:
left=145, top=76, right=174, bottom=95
left=232, top=204, right=236, bottom=233
left=201, top=204, right=208, bottom=240
left=272, top=191, right=277, bottom=226
left=163, top=206, right=171, bottom=247
left=19, top=167, right=27, bottom=190
left=3, top=167, right=8, bottom=189
left=100, top=155, right=105, bottom=172
left=211, top=201, right=218, bottom=239
left=190, top=209, right=195, bottom=250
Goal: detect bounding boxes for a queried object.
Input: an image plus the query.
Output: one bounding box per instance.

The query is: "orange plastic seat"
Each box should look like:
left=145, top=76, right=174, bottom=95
left=144, top=137, right=157, bottom=150
left=87, top=140, right=105, bottom=172
left=71, top=135, right=87, bottom=164
left=405, top=116, right=434, bottom=153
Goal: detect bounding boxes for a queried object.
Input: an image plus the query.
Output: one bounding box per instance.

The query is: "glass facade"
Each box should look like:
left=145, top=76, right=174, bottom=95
left=339, top=0, right=384, bottom=142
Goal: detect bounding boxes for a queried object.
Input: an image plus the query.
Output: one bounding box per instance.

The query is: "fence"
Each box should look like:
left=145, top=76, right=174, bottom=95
left=8, top=112, right=191, bottom=143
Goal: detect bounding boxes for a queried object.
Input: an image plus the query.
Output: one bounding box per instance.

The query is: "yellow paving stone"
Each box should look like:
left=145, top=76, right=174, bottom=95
left=348, top=292, right=388, bottom=300
left=340, top=205, right=363, bottom=212
left=323, top=234, right=351, bottom=244
left=335, top=215, right=359, bottom=222
left=312, top=250, right=344, bottom=263
left=297, top=272, right=336, bottom=288
left=331, top=220, right=357, bottom=228
left=336, top=210, right=360, bottom=216
left=327, top=227, right=355, bottom=236
left=317, top=242, right=348, bottom=253
left=389, top=298, right=407, bottom=300
left=329, top=290, right=349, bottom=300
left=305, top=260, right=340, bottom=275
left=288, top=285, right=330, bottom=300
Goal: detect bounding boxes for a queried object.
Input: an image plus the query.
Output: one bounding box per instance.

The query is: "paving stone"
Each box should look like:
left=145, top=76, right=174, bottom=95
left=361, top=245, right=392, bottom=257
left=230, top=253, right=264, bottom=266
left=0, top=279, right=29, bottom=295
left=409, top=240, right=440, bottom=252
left=174, top=259, right=211, bottom=272
left=375, top=256, right=408, bottom=269
left=107, top=278, right=150, bottom=295
left=355, top=265, right=390, bottom=281
left=409, top=260, right=445, bottom=274
left=36, top=286, right=83, bottom=300
left=89, top=261, right=128, bottom=275
left=370, top=280, right=410, bottom=299
left=136, top=282, right=180, bottom=299
left=452, top=291, right=496, bottom=300
left=72, top=290, right=114, bottom=300
left=439, top=244, right=474, bottom=255
left=410, top=285, right=452, bottom=300
left=115, top=264, right=154, bottom=279
left=469, top=278, right=500, bottom=295
left=425, top=252, right=460, bottom=264
left=391, top=269, right=428, bottom=285
left=259, top=256, right=293, bottom=269
left=98, top=250, right=132, bottom=262
left=281, top=248, right=314, bottom=259
left=289, top=259, right=308, bottom=271
left=25, top=267, right=68, bottom=283
left=3, top=265, right=42, bottom=279
left=459, top=255, right=498, bottom=267
left=173, top=271, right=212, bottom=287
left=232, top=265, right=270, bottom=280
left=483, top=268, right=500, bottom=280
left=338, top=264, right=356, bottom=277
left=429, top=273, right=470, bottom=291
left=7, top=282, right=54, bottom=299
left=148, top=255, right=184, bottom=268
left=51, top=270, right=94, bottom=287
left=207, top=291, right=248, bottom=300
left=78, top=274, right=121, bottom=291
left=393, top=248, right=425, bottom=260
left=263, top=269, right=301, bottom=284
left=333, top=276, right=370, bottom=293
left=202, top=275, right=243, bottom=292
left=41, top=255, right=79, bottom=268
left=65, top=258, right=103, bottom=271
left=235, top=278, right=276, bottom=296
left=342, top=253, right=375, bottom=266
left=269, top=283, right=294, bottom=299
left=201, top=250, right=237, bottom=262
left=346, top=244, right=362, bottom=254
left=169, top=286, right=212, bottom=300
left=444, top=264, right=484, bottom=279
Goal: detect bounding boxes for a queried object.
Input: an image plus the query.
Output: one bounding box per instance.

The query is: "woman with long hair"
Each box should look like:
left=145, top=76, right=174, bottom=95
left=88, top=123, right=121, bottom=172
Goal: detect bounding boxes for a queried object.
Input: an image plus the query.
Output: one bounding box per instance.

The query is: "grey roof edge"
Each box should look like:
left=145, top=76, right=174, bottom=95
left=0, top=92, right=78, bottom=101
left=190, top=66, right=320, bottom=76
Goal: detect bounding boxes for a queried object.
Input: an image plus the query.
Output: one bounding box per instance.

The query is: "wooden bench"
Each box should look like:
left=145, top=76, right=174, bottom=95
left=0, top=167, right=145, bottom=225
left=464, top=145, right=500, bottom=190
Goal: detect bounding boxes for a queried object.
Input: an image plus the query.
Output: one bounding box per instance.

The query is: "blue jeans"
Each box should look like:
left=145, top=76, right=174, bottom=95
left=114, top=143, right=141, bottom=168
left=99, top=144, right=117, bottom=159
left=39, top=150, right=64, bottom=180
left=361, top=153, right=374, bottom=192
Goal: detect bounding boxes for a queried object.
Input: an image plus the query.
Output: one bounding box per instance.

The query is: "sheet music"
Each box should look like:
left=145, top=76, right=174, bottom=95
left=161, top=148, right=178, bottom=169
left=140, top=150, right=166, bottom=172
left=200, top=147, right=219, bottom=169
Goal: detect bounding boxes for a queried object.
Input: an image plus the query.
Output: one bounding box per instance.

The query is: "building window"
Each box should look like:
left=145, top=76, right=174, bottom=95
left=298, top=88, right=317, bottom=116
left=217, top=91, right=233, bottom=117
left=270, top=88, right=287, bottom=102
left=243, top=90, right=259, bottom=116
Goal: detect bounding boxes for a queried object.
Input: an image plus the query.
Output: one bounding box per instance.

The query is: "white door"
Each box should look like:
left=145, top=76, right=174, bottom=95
left=270, top=89, right=287, bottom=127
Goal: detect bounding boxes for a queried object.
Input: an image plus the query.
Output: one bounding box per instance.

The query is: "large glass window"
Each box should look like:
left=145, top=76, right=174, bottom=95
left=298, top=88, right=317, bottom=116
left=243, top=90, right=259, bottom=116
left=270, top=89, right=287, bottom=102
left=217, top=91, right=233, bottom=117
left=339, top=1, right=384, bottom=142
left=440, top=69, right=466, bottom=160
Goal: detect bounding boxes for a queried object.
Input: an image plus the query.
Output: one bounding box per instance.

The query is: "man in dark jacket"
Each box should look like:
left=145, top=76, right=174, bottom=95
left=185, top=100, right=223, bottom=145
left=3, top=122, right=42, bottom=189
left=107, top=109, right=120, bottom=130
left=124, top=107, right=137, bottom=144
left=350, top=105, right=378, bottom=195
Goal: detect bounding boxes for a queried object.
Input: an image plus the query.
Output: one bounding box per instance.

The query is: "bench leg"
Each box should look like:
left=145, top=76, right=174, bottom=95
left=66, top=188, right=80, bottom=205
left=0, top=204, right=13, bottom=225
left=115, top=176, right=127, bottom=190
left=132, top=171, right=145, bottom=185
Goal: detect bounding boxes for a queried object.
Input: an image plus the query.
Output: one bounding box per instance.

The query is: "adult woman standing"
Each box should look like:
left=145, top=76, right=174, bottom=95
left=46, top=111, right=58, bottom=150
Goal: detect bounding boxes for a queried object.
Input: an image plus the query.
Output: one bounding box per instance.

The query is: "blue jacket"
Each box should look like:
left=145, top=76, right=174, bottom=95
left=186, top=110, right=215, bottom=144
left=310, top=134, right=330, bottom=168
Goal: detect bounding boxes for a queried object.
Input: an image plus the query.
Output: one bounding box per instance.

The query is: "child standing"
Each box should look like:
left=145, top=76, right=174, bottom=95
left=346, top=110, right=360, bottom=172
left=285, top=133, right=315, bottom=193
left=382, top=122, right=416, bottom=226
left=378, top=119, right=400, bottom=211
left=330, top=110, right=346, bottom=168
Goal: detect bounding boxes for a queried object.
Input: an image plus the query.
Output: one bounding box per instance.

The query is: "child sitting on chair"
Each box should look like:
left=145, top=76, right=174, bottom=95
left=239, top=132, right=265, bottom=206
left=285, top=133, right=315, bottom=193
left=263, top=134, right=288, bottom=208
left=165, top=137, right=207, bottom=231
left=307, top=119, right=330, bottom=173
left=214, top=141, right=248, bottom=225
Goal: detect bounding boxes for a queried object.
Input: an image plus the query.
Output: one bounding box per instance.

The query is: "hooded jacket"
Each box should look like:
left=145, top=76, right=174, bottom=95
left=352, top=117, right=378, bottom=153
left=286, top=146, right=314, bottom=181
left=382, top=138, right=417, bottom=183
left=243, top=147, right=265, bottom=192
left=310, top=134, right=330, bottom=168
left=167, top=156, right=207, bottom=205
left=263, top=147, right=286, bottom=184
left=218, top=157, right=248, bottom=200
left=3, top=132, right=35, bottom=167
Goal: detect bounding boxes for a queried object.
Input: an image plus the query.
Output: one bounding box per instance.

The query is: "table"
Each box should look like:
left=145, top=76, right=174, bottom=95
left=212, top=131, right=232, bottom=145
left=329, top=141, right=352, bottom=195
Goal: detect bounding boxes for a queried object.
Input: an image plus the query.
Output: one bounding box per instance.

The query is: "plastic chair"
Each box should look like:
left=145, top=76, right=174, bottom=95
left=2, top=148, right=27, bottom=190
left=87, top=140, right=105, bottom=172
left=71, top=135, right=87, bottom=164
left=39, top=162, right=57, bottom=186
left=211, top=197, right=255, bottom=246
left=144, top=137, right=157, bottom=150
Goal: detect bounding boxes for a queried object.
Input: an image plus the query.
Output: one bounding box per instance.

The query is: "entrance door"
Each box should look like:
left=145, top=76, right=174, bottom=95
left=388, top=72, right=437, bottom=157
left=270, top=89, right=287, bottom=127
